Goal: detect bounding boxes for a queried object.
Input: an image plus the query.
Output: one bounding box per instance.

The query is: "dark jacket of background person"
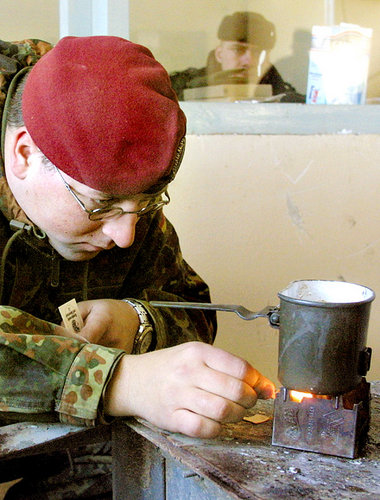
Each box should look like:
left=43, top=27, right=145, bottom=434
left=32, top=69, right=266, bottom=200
left=170, top=51, right=298, bottom=100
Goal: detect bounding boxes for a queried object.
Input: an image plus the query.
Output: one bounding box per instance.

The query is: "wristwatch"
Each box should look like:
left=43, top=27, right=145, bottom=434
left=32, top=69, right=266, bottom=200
left=123, top=299, right=154, bottom=354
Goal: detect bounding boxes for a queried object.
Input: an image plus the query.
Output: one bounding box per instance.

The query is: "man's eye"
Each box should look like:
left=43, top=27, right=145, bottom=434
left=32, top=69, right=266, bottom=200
left=85, top=198, right=112, bottom=210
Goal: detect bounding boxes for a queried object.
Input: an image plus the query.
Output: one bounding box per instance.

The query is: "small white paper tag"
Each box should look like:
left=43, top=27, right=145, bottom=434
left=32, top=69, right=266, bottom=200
left=58, top=298, right=84, bottom=333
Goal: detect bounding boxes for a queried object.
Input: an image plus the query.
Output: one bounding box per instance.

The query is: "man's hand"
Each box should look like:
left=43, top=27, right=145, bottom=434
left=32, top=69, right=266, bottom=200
left=75, top=299, right=139, bottom=352
left=104, top=341, right=275, bottom=438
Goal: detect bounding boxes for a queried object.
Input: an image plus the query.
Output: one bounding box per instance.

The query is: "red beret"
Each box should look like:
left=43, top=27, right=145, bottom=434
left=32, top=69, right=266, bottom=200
left=22, top=36, right=186, bottom=195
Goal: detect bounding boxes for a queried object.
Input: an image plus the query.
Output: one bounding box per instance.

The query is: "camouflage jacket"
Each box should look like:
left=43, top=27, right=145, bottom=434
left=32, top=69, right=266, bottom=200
left=0, top=39, right=216, bottom=427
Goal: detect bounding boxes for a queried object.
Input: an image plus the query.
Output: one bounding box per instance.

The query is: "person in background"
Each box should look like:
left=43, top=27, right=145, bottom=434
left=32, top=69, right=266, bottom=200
left=0, top=37, right=275, bottom=498
left=170, top=11, right=305, bottom=102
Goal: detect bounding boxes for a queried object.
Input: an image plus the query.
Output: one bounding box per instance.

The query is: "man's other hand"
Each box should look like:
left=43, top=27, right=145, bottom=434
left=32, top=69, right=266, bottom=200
left=104, top=341, right=275, bottom=438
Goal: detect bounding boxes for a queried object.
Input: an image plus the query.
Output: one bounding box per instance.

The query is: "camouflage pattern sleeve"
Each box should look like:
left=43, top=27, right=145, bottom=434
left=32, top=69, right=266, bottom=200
left=0, top=306, right=124, bottom=427
left=0, top=38, right=53, bottom=170
left=0, top=38, right=52, bottom=104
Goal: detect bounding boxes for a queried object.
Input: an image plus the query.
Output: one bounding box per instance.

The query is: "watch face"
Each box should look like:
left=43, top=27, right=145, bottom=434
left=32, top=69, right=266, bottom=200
left=139, top=330, right=153, bottom=353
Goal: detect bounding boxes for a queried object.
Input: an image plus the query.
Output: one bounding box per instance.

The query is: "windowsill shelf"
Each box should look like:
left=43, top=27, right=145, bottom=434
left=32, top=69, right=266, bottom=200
left=179, top=102, right=380, bottom=135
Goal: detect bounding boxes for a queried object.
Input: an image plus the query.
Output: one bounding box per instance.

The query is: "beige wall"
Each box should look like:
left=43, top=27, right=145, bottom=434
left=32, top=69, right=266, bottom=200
left=165, top=134, right=380, bottom=386
left=1, top=0, right=59, bottom=43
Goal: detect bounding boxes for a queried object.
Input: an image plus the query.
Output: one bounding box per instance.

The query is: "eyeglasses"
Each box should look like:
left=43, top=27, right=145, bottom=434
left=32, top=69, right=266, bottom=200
left=54, top=166, right=170, bottom=221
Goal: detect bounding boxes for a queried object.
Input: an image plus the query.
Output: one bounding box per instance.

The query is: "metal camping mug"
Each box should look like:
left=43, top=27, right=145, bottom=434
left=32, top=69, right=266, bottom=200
left=150, top=279, right=375, bottom=395
left=275, top=280, right=374, bottom=395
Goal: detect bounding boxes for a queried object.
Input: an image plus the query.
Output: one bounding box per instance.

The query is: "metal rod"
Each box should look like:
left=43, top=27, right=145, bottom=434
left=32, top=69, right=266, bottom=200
left=324, top=0, right=335, bottom=25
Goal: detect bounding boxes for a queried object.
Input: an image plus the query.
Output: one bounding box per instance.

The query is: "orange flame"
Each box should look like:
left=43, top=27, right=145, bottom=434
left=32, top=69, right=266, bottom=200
left=289, top=390, right=314, bottom=403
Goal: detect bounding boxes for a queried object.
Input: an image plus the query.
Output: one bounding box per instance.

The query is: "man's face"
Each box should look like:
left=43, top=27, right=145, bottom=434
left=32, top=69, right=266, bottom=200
left=5, top=129, right=155, bottom=261
left=215, top=41, right=267, bottom=79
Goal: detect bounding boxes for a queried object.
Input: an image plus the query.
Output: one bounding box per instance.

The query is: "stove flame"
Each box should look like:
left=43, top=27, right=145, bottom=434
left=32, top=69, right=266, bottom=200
left=289, top=390, right=314, bottom=403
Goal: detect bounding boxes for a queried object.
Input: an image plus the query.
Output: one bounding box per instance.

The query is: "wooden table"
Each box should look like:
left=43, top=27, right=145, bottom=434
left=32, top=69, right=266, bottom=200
left=0, top=382, right=379, bottom=499
left=112, top=382, right=380, bottom=499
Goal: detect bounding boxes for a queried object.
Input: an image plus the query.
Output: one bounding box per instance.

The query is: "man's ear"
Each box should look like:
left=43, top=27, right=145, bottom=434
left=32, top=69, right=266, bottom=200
left=5, top=127, right=38, bottom=180
left=214, top=45, right=223, bottom=64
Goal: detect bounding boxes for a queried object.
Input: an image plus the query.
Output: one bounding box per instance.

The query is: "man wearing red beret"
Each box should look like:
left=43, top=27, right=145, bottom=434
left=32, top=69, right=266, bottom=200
left=0, top=36, right=274, bottom=498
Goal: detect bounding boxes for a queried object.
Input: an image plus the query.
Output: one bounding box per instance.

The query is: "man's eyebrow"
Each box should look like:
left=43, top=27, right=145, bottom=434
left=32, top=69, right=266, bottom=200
left=94, top=193, right=154, bottom=203
left=97, top=194, right=122, bottom=202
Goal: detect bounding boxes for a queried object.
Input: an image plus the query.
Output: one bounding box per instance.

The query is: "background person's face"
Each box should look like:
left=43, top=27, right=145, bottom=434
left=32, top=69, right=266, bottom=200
left=215, top=41, right=267, bottom=78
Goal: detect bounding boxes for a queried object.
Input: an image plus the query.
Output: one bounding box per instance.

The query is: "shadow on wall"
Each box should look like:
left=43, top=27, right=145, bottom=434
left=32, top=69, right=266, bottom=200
left=367, top=70, right=380, bottom=100
left=275, top=29, right=312, bottom=95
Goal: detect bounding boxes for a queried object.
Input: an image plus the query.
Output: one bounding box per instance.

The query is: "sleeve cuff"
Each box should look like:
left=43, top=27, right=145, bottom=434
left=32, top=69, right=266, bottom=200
left=56, top=343, right=125, bottom=426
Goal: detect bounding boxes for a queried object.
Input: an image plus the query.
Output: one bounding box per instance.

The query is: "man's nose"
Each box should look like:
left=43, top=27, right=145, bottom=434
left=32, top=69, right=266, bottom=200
left=101, top=214, right=138, bottom=248
left=240, top=49, right=253, bottom=66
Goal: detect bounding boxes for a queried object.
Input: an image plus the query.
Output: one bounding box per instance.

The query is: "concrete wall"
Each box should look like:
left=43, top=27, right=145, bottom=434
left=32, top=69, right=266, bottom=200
left=165, top=133, right=380, bottom=385
left=0, top=0, right=60, bottom=43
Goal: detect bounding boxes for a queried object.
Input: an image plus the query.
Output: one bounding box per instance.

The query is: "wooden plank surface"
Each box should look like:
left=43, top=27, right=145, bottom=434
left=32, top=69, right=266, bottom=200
left=123, top=382, right=380, bottom=499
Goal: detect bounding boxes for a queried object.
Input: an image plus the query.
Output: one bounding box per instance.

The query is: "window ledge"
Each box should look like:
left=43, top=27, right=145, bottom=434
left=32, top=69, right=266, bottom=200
left=179, top=102, right=380, bottom=135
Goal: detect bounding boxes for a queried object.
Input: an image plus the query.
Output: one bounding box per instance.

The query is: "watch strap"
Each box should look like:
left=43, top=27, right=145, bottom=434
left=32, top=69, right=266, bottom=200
left=123, top=299, right=154, bottom=354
